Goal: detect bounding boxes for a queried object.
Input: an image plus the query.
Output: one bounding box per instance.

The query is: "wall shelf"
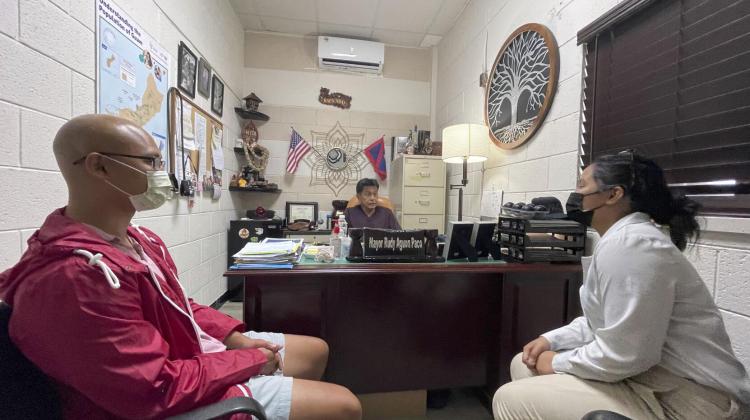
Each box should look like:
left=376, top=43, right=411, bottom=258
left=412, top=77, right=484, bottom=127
left=234, top=108, right=269, bottom=121
left=229, top=186, right=281, bottom=193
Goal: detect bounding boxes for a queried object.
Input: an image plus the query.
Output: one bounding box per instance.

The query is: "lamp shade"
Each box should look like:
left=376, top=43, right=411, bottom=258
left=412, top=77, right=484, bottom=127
left=441, top=123, right=490, bottom=164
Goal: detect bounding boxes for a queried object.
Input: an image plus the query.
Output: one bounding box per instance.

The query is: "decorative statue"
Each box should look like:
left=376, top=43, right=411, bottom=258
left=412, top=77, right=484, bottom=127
left=241, top=121, right=270, bottom=185
left=243, top=142, right=269, bottom=175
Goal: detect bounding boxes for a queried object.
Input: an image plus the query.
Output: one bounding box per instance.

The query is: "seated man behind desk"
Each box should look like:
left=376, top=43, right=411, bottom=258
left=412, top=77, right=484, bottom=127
left=345, top=178, right=401, bottom=230
left=0, top=115, right=360, bottom=420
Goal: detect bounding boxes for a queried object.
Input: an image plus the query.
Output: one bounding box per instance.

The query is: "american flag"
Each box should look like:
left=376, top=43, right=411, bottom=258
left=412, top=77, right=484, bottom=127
left=286, top=128, right=311, bottom=173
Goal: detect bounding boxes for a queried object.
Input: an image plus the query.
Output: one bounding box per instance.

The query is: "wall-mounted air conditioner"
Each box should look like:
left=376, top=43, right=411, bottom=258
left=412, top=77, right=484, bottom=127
left=318, top=36, right=384, bottom=75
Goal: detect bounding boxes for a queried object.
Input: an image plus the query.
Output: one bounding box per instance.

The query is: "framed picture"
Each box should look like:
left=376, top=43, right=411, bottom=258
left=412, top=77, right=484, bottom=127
left=197, top=57, right=211, bottom=98
left=395, top=136, right=409, bottom=155
left=285, top=201, right=318, bottom=223
left=177, top=41, right=197, bottom=98
left=211, top=75, right=224, bottom=116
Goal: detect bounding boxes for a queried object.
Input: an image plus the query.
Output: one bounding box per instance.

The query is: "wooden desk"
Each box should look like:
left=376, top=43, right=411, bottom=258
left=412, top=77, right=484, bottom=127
left=282, top=229, right=332, bottom=244
left=225, top=260, right=582, bottom=395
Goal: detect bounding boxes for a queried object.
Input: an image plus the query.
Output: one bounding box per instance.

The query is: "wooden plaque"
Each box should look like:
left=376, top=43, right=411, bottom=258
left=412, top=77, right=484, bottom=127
left=484, top=23, right=559, bottom=149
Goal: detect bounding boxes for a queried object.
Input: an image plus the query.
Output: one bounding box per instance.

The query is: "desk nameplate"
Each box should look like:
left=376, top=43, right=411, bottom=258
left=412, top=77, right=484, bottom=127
left=347, top=228, right=442, bottom=262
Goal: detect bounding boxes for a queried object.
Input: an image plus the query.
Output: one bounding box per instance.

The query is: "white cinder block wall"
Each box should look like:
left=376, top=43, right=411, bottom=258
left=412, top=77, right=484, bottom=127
left=240, top=32, right=432, bottom=219
left=0, top=0, right=253, bottom=305
left=435, top=0, right=750, bottom=371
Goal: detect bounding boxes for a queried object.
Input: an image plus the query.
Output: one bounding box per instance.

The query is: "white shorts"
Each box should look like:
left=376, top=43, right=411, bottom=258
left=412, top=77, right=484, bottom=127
left=240, top=331, right=293, bottom=420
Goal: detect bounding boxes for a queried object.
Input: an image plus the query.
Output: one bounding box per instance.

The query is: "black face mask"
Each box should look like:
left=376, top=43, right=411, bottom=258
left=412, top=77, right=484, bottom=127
left=566, top=191, right=605, bottom=227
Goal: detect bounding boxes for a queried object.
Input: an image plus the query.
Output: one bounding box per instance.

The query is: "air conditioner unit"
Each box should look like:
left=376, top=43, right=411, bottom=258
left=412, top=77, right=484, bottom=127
left=318, top=36, right=384, bottom=75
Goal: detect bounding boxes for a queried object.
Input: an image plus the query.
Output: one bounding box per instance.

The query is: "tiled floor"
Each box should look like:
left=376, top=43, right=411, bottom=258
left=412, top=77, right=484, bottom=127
left=220, top=301, right=243, bottom=320
left=218, top=302, right=493, bottom=419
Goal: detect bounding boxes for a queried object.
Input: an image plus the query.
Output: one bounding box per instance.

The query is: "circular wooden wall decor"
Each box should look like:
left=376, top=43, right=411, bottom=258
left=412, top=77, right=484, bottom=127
left=484, top=23, right=559, bottom=149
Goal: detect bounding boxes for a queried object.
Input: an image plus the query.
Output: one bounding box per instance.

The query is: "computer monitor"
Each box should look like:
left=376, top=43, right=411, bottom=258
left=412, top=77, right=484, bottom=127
left=443, top=221, right=478, bottom=261
left=471, top=221, right=497, bottom=259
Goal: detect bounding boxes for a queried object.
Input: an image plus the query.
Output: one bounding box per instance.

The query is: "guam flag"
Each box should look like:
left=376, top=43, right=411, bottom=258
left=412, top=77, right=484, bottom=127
left=364, top=136, right=387, bottom=180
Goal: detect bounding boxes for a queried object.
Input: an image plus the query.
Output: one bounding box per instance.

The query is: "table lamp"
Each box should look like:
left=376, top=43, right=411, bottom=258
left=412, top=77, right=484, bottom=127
left=442, top=123, right=489, bottom=221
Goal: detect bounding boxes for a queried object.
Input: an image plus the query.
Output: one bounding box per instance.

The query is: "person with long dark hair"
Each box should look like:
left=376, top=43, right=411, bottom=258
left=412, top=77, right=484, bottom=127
left=493, top=151, right=749, bottom=420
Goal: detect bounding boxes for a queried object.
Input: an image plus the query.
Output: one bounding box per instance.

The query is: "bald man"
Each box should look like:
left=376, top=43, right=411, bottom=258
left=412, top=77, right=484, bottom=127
left=0, top=115, right=361, bottom=420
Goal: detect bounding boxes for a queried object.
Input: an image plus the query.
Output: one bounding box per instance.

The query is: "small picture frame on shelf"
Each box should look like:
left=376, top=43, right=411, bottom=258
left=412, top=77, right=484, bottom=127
left=197, top=57, right=211, bottom=98
left=211, top=75, right=224, bottom=116
left=177, top=42, right=197, bottom=98
left=286, top=201, right=318, bottom=223
left=395, top=136, right=409, bottom=156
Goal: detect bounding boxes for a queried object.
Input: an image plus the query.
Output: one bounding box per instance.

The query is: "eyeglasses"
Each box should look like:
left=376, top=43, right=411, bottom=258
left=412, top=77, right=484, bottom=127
left=73, top=152, right=165, bottom=170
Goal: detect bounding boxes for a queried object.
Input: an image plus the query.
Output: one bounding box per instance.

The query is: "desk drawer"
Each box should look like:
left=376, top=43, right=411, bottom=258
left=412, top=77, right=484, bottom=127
left=402, top=187, right=445, bottom=214
left=404, top=158, right=444, bottom=187
left=402, top=214, right=444, bottom=232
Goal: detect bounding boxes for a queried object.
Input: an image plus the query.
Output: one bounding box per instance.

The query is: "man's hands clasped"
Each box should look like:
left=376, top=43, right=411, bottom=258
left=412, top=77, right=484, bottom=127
left=225, top=332, right=284, bottom=375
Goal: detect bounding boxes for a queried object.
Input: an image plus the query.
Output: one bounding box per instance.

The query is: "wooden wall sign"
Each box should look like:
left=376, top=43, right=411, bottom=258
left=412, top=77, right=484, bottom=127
left=319, top=87, right=352, bottom=109
left=485, top=23, right=559, bottom=149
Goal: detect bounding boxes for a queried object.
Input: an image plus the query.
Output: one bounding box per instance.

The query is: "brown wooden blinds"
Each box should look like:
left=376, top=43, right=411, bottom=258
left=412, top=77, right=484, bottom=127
left=578, top=0, right=750, bottom=216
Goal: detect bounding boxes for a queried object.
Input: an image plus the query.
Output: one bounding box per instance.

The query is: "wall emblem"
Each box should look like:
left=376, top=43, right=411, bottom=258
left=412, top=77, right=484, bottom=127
left=305, top=121, right=368, bottom=195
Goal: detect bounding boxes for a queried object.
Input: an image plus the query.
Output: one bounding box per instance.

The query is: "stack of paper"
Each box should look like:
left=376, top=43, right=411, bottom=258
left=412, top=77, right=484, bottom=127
left=229, top=238, right=304, bottom=270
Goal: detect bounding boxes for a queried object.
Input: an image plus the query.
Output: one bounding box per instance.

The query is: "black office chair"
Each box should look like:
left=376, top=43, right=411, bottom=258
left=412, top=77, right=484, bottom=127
left=582, top=410, right=632, bottom=420
left=0, top=300, right=266, bottom=420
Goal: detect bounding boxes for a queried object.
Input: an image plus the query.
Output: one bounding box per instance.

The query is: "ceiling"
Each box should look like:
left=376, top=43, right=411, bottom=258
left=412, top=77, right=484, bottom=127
left=229, top=0, right=470, bottom=48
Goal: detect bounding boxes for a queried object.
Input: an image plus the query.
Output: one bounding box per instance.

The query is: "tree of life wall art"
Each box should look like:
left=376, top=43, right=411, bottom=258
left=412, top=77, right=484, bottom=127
left=485, top=24, right=559, bottom=149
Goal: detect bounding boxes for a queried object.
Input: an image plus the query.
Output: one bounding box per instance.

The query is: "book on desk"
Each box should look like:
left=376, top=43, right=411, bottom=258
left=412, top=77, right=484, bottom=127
left=229, top=238, right=304, bottom=269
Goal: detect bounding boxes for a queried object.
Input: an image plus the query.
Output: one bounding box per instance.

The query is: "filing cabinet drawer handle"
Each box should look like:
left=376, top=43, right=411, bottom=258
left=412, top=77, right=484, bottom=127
left=416, top=200, right=430, bottom=205
left=419, top=218, right=429, bottom=223
left=416, top=171, right=431, bottom=177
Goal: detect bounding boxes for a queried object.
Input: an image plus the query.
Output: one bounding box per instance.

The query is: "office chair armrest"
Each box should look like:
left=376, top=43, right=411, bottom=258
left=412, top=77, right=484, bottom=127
left=167, top=397, right=266, bottom=420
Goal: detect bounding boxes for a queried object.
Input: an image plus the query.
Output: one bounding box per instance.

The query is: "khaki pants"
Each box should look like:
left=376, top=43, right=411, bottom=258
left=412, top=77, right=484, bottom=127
left=492, top=353, right=745, bottom=420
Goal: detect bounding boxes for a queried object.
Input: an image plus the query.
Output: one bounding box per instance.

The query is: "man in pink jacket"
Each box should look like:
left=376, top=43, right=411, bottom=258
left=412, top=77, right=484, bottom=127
left=0, top=115, right=361, bottom=420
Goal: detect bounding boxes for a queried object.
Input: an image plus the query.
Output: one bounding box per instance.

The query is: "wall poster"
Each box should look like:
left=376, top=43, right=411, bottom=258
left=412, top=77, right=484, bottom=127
left=96, top=0, right=171, bottom=167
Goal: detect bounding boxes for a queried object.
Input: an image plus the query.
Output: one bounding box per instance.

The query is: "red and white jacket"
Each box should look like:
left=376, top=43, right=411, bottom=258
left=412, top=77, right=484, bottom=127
left=0, top=208, right=266, bottom=419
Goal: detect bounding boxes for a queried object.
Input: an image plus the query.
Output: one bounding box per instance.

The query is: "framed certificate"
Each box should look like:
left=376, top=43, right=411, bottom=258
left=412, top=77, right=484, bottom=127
left=286, top=201, right=318, bottom=223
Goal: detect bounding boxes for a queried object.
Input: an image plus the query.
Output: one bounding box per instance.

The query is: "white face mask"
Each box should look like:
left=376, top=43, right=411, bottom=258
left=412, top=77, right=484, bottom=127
left=103, top=156, right=174, bottom=211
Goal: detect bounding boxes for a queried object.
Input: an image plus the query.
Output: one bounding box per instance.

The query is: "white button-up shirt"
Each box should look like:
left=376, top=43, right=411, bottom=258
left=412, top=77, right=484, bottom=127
left=543, top=212, right=750, bottom=404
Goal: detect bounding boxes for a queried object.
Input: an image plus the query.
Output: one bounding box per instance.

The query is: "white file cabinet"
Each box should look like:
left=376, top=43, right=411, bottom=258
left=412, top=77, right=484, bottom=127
left=390, top=155, right=446, bottom=233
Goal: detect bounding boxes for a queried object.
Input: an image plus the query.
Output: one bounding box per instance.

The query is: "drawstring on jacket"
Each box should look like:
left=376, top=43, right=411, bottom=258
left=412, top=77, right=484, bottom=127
left=125, top=225, right=207, bottom=352
left=70, top=225, right=155, bottom=290
left=73, top=249, right=121, bottom=289
left=73, top=227, right=203, bottom=349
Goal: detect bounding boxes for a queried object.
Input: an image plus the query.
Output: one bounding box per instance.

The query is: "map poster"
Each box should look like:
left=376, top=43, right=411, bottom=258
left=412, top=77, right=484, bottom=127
left=96, top=0, right=171, bottom=169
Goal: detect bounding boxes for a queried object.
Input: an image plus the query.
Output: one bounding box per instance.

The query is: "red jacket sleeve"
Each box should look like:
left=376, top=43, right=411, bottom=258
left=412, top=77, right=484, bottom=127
left=190, top=300, right=246, bottom=341
left=11, top=259, right=267, bottom=419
